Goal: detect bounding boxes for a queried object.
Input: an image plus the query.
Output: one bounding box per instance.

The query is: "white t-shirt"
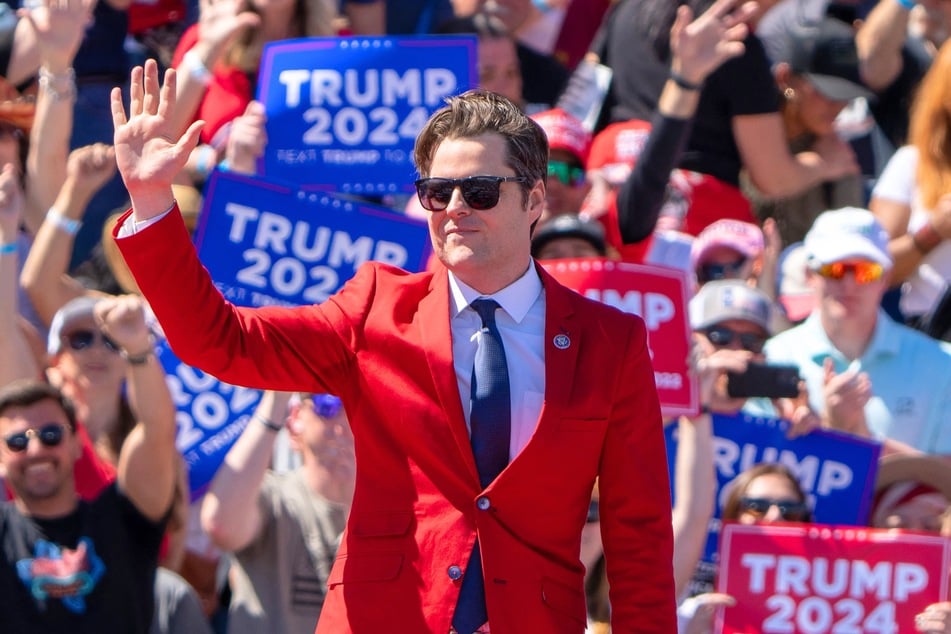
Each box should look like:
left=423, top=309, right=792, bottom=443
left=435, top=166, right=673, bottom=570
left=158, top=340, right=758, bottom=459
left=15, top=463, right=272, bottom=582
left=872, top=145, right=951, bottom=317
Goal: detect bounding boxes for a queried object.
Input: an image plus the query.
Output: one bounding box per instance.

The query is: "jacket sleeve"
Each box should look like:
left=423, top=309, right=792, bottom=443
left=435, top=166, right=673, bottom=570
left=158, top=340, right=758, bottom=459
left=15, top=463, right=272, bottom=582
left=599, top=317, right=677, bottom=632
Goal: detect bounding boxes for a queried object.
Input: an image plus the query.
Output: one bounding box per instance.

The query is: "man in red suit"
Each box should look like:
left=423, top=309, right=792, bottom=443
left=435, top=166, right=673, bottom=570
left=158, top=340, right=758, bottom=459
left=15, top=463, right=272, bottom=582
left=109, top=62, right=677, bottom=633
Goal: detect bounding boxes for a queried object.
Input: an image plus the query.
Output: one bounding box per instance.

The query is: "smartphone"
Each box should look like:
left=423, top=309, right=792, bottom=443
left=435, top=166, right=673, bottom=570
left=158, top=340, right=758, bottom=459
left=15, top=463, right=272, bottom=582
left=727, top=363, right=800, bottom=399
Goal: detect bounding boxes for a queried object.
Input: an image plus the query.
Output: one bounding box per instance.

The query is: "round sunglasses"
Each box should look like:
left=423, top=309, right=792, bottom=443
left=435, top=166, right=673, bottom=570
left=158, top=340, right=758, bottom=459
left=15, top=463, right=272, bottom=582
left=414, top=175, right=528, bottom=212
left=4, top=423, right=68, bottom=453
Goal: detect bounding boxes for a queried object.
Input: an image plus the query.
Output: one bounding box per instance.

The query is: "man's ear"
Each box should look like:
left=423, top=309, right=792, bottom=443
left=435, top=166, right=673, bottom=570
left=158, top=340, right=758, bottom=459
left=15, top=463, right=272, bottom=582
left=528, top=180, right=546, bottom=223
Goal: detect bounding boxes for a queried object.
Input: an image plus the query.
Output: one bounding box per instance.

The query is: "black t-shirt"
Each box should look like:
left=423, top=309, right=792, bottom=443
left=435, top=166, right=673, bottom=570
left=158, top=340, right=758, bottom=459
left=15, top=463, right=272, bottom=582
left=0, top=484, right=166, bottom=633
left=595, top=0, right=779, bottom=186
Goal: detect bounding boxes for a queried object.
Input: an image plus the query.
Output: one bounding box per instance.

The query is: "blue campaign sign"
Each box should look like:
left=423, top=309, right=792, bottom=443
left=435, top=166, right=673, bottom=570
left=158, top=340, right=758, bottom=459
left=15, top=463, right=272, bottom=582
left=193, top=169, right=432, bottom=307
left=158, top=340, right=262, bottom=501
left=665, top=412, right=882, bottom=595
left=256, top=35, right=477, bottom=193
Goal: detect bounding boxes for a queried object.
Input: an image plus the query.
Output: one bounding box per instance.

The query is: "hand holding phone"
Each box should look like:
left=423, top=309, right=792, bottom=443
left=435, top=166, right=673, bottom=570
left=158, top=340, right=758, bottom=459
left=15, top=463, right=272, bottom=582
left=726, top=363, right=800, bottom=399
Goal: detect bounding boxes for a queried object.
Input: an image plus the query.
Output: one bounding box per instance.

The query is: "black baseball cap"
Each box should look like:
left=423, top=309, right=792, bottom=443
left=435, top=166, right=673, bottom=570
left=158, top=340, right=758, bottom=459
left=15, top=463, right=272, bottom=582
left=782, top=17, right=874, bottom=102
left=531, top=214, right=607, bottom=257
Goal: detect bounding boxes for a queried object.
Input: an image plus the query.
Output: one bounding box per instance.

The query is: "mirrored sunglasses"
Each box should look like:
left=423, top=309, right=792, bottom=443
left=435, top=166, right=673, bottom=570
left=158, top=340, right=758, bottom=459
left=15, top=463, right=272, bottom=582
left=305, top=394, right=343, bottom=419
left=697, top=258, right=747, bottom=284
left=547, top=160, right=585, bottom=187
left=4, top=423, right=67, bottom=453
left=704, top=326, right=766, bottom=354
left=63, top=329, right=120, bottom=353
left=414, top=175, right=528, bottom=212
left=814, top=261, right=884, bottom=284
left=739, top=496, right=809, bottom=521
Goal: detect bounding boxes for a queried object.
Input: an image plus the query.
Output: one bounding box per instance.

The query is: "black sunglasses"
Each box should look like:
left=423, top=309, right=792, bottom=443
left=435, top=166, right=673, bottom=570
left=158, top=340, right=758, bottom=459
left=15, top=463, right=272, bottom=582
left=414, top=175, right=528, bottom=212
left=704, top=326, right=766, bottom=354
left=698, top=258, right=747, bottom=283
left=739, top=497, right=809, bottom=522
left=4, top=423, right=67, bottom=453
left=64, top=329, right=120, bottom=354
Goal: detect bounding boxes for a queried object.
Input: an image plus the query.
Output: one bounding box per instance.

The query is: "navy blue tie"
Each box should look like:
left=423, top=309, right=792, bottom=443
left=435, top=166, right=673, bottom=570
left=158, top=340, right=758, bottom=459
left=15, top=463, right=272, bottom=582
left=452, top=298, right=511, bottom=634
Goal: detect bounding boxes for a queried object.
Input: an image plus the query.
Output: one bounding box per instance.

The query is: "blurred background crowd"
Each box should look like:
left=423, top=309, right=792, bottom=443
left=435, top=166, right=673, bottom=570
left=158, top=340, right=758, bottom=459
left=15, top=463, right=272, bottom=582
left=4, top=0, right=951, bottom=632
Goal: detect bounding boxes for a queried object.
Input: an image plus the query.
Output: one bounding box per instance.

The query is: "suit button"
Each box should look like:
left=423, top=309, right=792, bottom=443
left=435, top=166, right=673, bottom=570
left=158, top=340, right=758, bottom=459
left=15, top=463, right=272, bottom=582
left=448, top=565, right=463, bottom=580
left=476, top=496, right=491, bottom=511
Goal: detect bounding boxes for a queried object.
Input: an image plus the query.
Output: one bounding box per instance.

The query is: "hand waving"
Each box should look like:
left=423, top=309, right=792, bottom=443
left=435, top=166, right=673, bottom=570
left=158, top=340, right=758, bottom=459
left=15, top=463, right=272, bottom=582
left=112, top=60, right=204, bottom=220
left=18, top=0, right=94, bottom=71
left=670, top=0, right=758, bottom=85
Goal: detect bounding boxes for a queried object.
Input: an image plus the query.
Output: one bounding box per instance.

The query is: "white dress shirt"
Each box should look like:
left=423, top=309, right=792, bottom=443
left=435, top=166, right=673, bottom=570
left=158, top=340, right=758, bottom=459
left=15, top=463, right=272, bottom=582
left=448, top=266, right=546, bottom=462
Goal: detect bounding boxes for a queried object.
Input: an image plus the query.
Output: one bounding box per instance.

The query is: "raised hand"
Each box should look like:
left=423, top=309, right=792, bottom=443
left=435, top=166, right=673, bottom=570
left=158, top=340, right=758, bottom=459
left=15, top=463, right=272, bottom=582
left=18, top=0, right=94, bottom=71
left=225, top=100, right=268, bottom=175
left=669, top=0, right=758, bottom=85
left=194, top=0, right=261, bottom=62
left=0, top=163, right=24, bottom=243
left=65, top=143, right=117, bottom=205
left=112, top=59, right=204, bottom=221
left=822, top=357, right=872, bottom=435
left=95, top=294, right=153, bottom=356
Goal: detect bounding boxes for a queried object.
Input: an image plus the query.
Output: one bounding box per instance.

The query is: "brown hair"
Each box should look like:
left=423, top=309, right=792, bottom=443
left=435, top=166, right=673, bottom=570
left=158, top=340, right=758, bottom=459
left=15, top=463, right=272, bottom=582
left=413, top=88, right=548, bottom=205
left=0, top=379, right=77, bottom=431
left=721, top=462, right=811, bottom=522
left=910, top=39, right=951, bottom=210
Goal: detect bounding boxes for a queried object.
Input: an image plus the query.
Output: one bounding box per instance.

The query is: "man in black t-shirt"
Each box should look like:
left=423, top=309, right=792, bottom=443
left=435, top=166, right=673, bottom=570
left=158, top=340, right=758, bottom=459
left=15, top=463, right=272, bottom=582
left=0, top=299, right=177, bottom=633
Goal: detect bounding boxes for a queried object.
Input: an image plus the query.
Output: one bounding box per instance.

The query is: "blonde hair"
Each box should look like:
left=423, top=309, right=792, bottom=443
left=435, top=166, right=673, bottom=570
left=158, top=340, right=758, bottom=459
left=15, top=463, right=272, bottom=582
left=910, top=39, right=951, bottom=210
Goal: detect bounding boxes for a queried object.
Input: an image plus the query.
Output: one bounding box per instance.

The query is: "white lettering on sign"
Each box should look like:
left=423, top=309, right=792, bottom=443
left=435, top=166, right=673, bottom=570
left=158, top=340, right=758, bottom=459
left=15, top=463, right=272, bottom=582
left=713, top=437, right=853, bottom=500
left=278, top=68, right=456, bottom=108
left=167, top=365, right=259, bottom=452
left=583, top=289, right=675, bottom=330
left=302, top=105, right=429, bottom=147
left=743, top=554, right=928, bottom=601
left=762, top=595, right=898, bottom=634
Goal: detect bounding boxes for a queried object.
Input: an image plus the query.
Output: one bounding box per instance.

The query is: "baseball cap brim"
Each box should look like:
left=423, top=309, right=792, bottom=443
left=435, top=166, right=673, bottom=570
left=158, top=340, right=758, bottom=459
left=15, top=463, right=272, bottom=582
left=806, top=234, right=892, bottom=268
left=805, top=73, right=875, bottom=103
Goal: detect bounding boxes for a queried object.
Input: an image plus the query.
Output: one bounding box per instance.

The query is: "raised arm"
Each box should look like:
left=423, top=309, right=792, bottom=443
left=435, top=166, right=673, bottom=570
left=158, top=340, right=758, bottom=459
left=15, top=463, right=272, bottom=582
left=201, top=391, right=292, bottom=551
left=98, top=294, right=177, bottom=521
left=616, top=0, right=756, bottom=243
left=20, top=144, right=117, bottom=326
left=855, top=0, right=911, bottom=92
left=0, top=164, right=39, bottom=386
left=19, top=0, right=94, bottom=235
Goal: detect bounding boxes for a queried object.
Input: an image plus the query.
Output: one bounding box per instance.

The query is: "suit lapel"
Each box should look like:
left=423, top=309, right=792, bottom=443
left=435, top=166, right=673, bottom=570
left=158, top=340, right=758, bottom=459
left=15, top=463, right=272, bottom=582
left=539, top=264, right=579, bottom=415
left=417, top=266, right=480, bottom=485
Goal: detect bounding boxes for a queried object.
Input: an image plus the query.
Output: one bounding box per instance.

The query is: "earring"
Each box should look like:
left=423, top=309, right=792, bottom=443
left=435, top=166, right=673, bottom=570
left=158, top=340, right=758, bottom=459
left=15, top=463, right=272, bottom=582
left=783, top=87, right=796, bottom=100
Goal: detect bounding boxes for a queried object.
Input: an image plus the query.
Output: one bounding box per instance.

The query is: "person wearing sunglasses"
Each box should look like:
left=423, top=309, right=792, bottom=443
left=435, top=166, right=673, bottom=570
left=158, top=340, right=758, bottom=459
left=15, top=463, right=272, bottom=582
left=678, top=462, right=812, bottom=633
left=764, top=207, right=951, bottom=455
left=0, top=368, right=178, bottom=632
left=201, top=390, right=354, bottom=633
left=529, top=108, right=592, bottom=221
left=112, top=55, right=686, bottom=631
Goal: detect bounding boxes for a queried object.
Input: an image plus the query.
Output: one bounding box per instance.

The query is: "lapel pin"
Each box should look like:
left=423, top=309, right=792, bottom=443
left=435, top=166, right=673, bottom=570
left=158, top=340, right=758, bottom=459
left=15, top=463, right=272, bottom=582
left=553, top=334, right=571, bottom=350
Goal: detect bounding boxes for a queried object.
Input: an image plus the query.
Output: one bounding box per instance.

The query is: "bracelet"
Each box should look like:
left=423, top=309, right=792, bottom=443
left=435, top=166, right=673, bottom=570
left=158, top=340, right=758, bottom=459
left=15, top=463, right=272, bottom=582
left=669, top=70, right=703, bottom=92
left=38, top=66, right=76, bottom=102
left=182, top=50, right=212, bottom=86
left=254, top=413, right=283, bottom=432
left=46, top=207, right=81, bottom=235
left=121, top=348, right=154, bottom=365
left=912, top=221, right=941, bottom=254
left=894, top=0, right=916, bottom=10
left=0, top=242, right=16, bottom=255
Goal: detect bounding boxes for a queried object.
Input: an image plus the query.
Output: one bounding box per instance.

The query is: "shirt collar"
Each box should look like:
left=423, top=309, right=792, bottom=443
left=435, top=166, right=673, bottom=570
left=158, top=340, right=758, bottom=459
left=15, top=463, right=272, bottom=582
left=448, top=265, right=542, bottom=324
left=803, top=308, right=900, bottom=368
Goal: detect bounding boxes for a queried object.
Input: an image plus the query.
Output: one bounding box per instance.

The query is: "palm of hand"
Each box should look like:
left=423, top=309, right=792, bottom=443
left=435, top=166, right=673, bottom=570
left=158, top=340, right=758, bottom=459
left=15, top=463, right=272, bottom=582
left=115, top=116, right=184, bottom=189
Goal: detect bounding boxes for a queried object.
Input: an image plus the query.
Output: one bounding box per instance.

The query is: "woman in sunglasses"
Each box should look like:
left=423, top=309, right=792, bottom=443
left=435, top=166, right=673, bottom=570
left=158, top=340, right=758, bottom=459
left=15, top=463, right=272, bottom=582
left=679, top=463, right=812, bottom=634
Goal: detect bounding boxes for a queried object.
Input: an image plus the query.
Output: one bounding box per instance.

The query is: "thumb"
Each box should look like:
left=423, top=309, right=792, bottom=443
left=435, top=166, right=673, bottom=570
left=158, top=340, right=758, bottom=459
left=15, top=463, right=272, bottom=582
left=823, top=357, right=835, bottom=385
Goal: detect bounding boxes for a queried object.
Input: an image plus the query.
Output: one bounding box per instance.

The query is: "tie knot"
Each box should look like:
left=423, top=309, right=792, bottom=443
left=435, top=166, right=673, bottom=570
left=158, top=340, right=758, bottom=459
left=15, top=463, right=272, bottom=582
left=470, top=298, right=501, bottom=328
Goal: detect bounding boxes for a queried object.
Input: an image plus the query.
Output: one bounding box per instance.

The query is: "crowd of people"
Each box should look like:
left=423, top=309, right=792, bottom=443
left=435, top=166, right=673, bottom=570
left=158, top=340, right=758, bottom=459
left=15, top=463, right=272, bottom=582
left=2, top=0, right=951, bottom=632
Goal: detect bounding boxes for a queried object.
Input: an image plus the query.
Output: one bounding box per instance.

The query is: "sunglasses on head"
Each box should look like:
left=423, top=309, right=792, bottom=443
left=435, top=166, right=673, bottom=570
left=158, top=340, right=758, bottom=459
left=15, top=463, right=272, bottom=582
left=4, top=423, right=67, bottom=453
left=414, top=175, right=528, bottom=212
left=547, top=160, right=585, bottom=188
left=705, top=326, right=767, bottom=354
left=813, top=261, right=884, bottom=284
left=63, top=329, right=120, bottom=353
left=739, top=496, right=809, bottom=521
left=697, top=258, right=747, bottom=284
left=305, top=394, right=343, bottom=419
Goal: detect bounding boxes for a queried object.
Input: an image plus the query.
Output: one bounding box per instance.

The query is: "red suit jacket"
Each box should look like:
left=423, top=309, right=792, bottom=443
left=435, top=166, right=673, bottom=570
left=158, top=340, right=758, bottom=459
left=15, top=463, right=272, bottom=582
left=116, top=208, right=676, bottom=633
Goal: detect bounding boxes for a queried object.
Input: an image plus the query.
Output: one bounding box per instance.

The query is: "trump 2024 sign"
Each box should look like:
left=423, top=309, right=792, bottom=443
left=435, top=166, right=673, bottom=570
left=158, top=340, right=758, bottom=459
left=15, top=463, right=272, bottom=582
left=257, top=36, right=477, bottom=193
